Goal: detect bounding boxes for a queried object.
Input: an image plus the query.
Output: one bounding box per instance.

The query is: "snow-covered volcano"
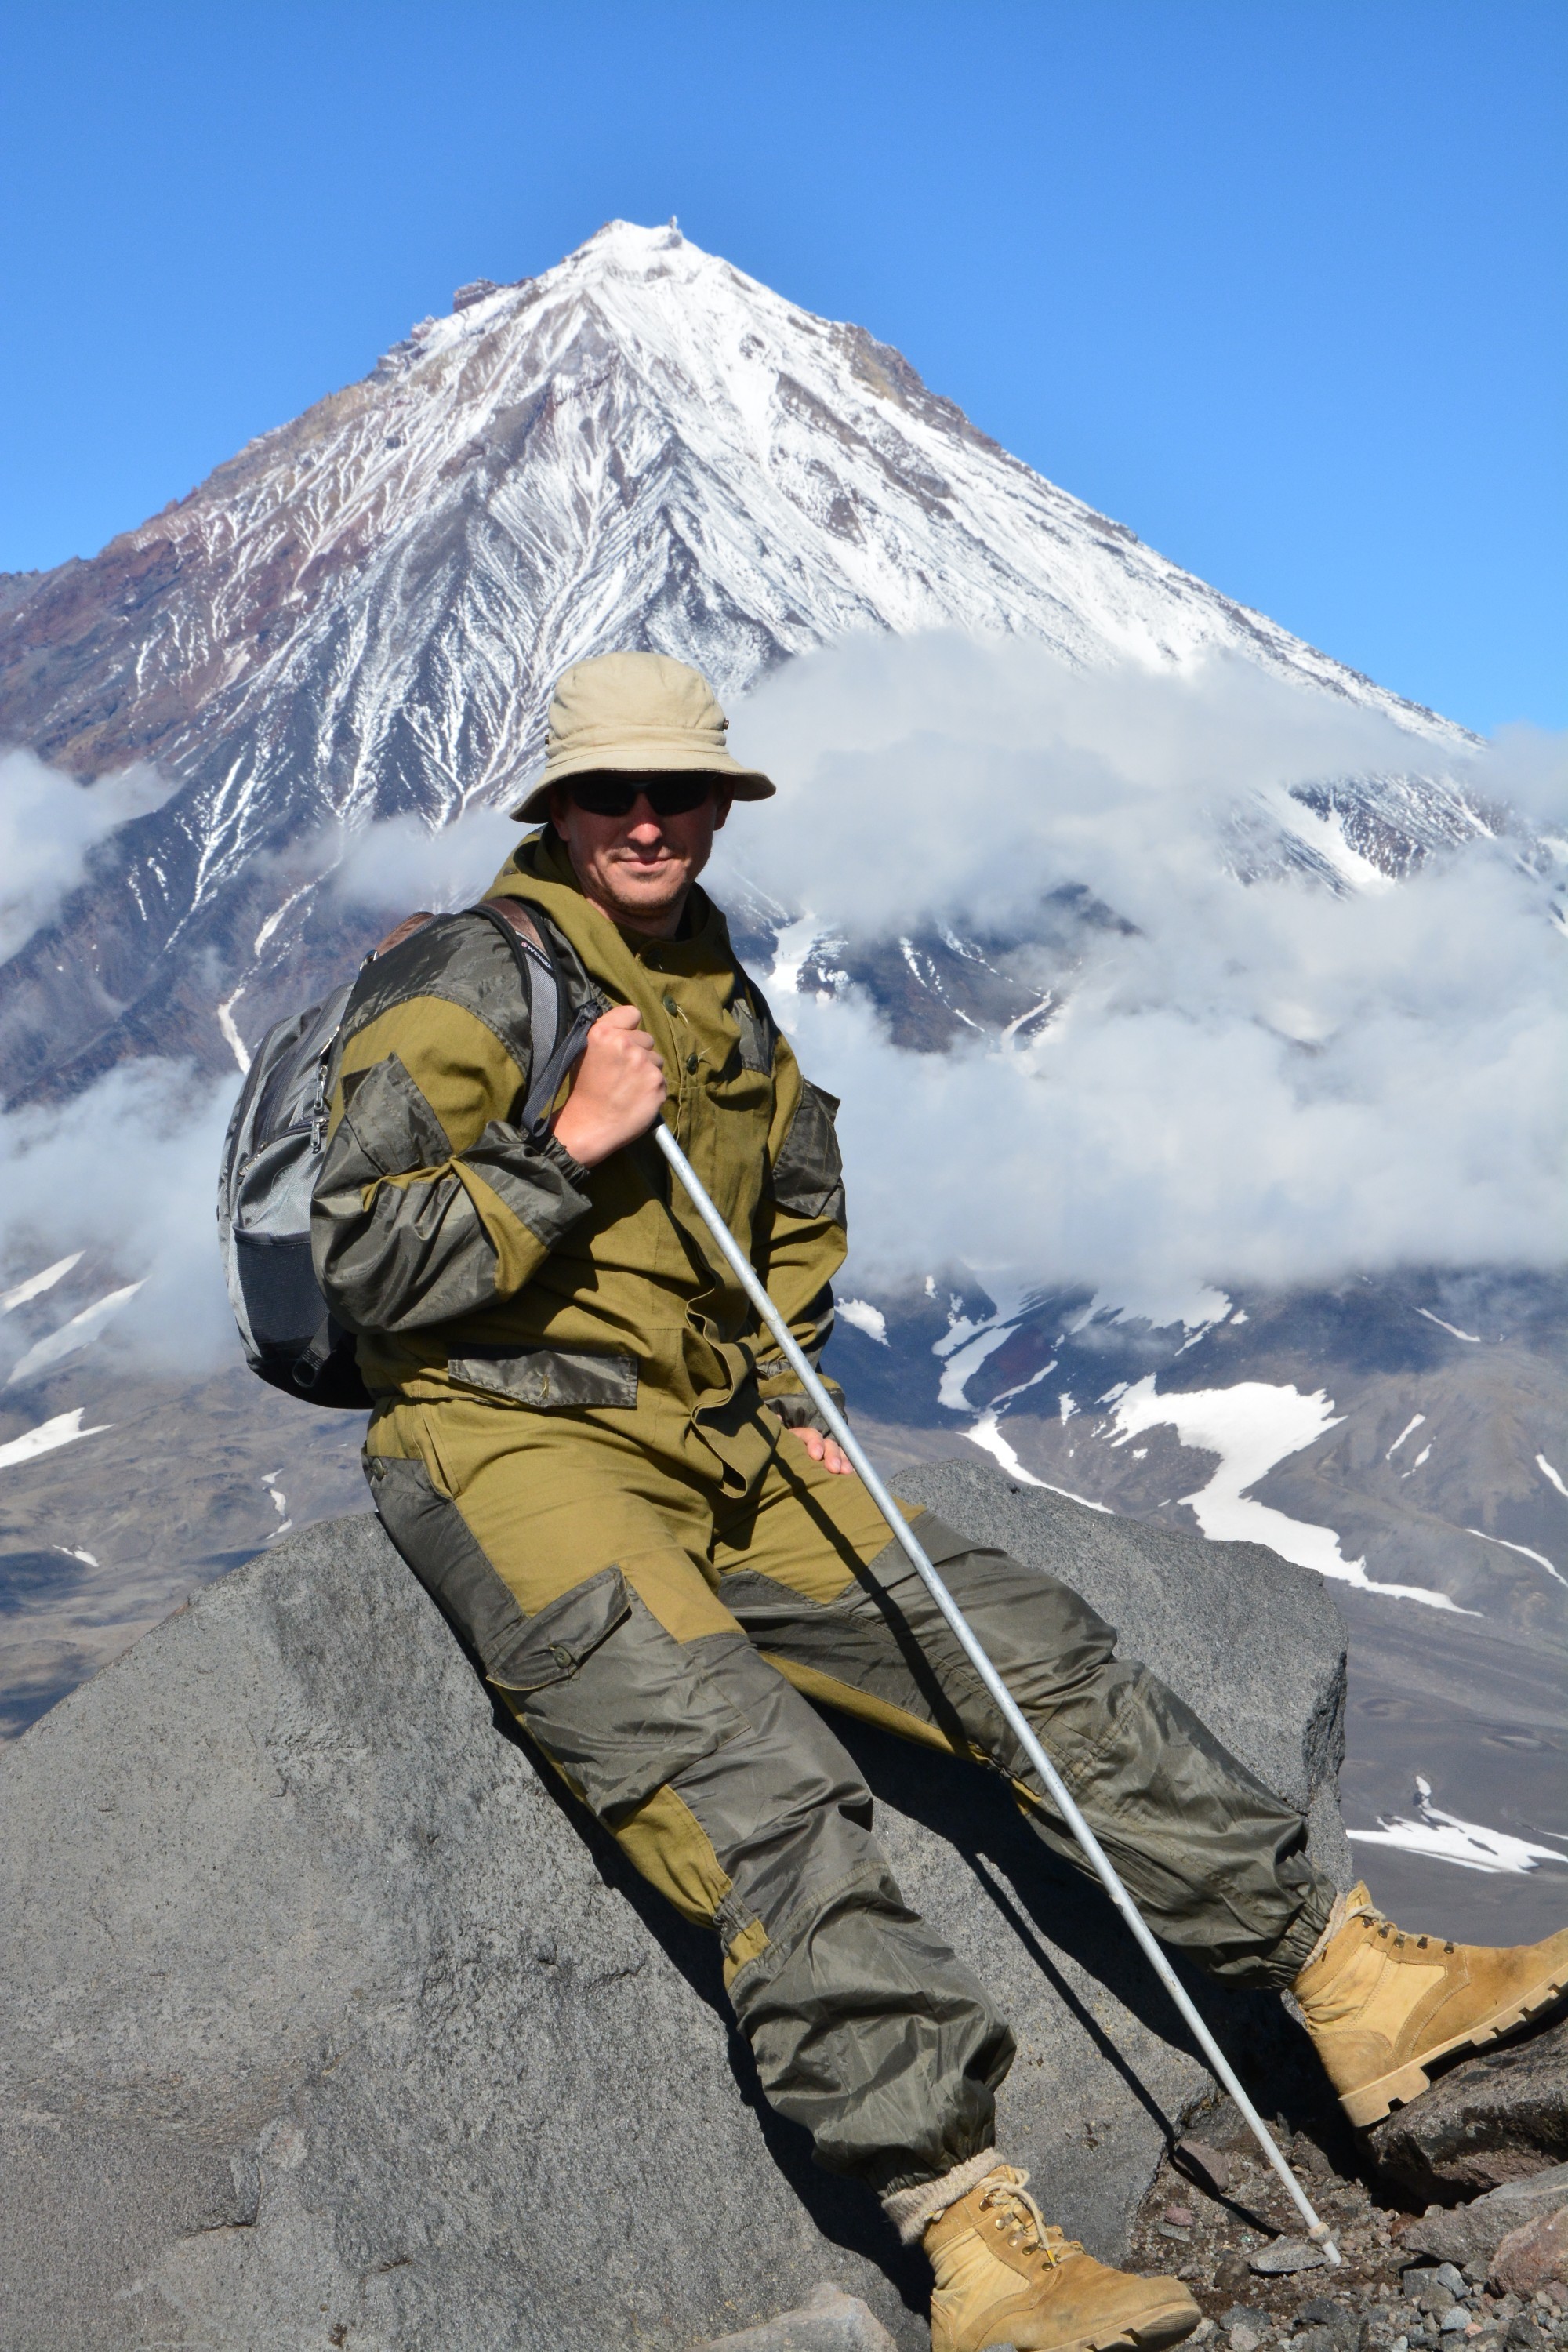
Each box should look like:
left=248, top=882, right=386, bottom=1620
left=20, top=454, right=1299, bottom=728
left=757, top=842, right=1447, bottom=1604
left=0, top=218, right=1478, bottom=1100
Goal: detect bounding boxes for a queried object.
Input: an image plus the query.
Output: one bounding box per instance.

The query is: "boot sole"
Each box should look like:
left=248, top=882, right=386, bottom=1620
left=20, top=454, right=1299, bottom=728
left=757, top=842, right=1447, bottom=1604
left=1007, top=2292, right=1203, bottom=2352
left=1339, top=1963, right=1568, bottom=2129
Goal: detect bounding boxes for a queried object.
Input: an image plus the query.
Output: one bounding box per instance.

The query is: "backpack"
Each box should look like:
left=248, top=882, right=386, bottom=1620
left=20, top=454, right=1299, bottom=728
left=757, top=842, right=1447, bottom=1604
left=216, top=898, right=591, bottom=1410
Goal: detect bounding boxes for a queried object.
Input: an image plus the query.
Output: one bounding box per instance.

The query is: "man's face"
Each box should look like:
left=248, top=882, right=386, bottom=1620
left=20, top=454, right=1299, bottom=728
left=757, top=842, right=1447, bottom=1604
left=550, top=774, right=729, bottom=937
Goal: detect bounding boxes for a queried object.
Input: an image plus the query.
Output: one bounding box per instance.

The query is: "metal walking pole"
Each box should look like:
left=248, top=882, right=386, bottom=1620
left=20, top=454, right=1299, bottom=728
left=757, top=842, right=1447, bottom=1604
left=654, top=1116, right=1341, bottom=2263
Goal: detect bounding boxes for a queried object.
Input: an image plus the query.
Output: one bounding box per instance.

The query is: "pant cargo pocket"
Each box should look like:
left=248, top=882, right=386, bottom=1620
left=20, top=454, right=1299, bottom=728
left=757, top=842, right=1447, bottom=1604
left=488, top=1566, right=749, bottom=1825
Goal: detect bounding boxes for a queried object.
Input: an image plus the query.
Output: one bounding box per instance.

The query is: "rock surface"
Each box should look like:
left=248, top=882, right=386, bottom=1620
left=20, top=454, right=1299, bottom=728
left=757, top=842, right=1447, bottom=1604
left=1368, top=2020, right=1568, bottom=2201
left=0, top=1457, right=1351, bottom=2350
left=1492, top=2209, right=1568, bottom=2299
left=1127, top=2117, right=1568, bottom=2352
left=700, top=2285, right=898, bottom=2347
left=1404, top=2167, right=1568, bottom=2270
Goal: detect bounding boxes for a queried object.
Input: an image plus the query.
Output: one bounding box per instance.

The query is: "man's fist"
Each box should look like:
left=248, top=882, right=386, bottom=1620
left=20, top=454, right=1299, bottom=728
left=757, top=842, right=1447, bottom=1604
left=551, top=1004, right=666, bottom=1168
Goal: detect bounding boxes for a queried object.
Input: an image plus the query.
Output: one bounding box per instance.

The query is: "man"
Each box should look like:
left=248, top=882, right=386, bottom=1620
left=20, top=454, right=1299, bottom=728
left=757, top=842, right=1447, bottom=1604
left=314, top=652, right=1568, bottom=2352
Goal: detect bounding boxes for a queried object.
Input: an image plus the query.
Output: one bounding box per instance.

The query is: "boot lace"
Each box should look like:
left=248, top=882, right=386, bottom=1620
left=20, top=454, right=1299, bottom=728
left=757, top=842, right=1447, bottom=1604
left=1348, top=1892, right=1454, bottom=1956
left=978, top=2170, right=1081, bottom=2268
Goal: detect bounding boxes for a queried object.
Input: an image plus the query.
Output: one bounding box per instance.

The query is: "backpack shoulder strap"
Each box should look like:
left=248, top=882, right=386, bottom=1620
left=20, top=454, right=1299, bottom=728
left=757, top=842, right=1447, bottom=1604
left=467, top=895, right=607, bottom=1138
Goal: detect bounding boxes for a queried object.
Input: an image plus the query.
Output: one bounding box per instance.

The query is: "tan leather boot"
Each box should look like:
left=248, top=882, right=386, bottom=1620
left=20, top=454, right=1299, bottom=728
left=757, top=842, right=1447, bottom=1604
left=925, top=2165, right=1200, bottom=2352
left=1294, top=1882, right=1568, bottom=2127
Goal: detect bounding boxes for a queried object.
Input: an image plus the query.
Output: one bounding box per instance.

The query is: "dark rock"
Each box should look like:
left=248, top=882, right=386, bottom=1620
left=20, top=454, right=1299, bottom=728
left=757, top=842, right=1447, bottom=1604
left=1224, top=2307, right=1276, bottom=2334
left=1505, top=2318, right=1549, bottom=2350
left=0, top=1461, right=1352, bottom=2350
left=1403, top=2266, right=1463, bottom=2310
left=1368, top=2020, right=1568, bottom=2201
left=1404, top=2169, right=1568, bottom=2271
left=1178, top=2136, right=1236, bottom=2195
left=452, top=278, right=500, bottom=310
left=1296, top=2297, right=1364, bottom=2350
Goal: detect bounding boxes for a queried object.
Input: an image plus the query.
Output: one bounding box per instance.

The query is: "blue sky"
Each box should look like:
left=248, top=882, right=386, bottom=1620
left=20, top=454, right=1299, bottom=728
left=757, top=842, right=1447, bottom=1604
left=2, top=1, right=1562, bottom=731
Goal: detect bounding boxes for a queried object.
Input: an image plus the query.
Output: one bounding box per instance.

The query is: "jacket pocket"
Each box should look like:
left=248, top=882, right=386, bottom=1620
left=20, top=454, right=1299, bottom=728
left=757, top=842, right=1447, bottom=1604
left=447, top=1345, right=639, bottom=1410
left=488, top=1566, right=747, bottom=1823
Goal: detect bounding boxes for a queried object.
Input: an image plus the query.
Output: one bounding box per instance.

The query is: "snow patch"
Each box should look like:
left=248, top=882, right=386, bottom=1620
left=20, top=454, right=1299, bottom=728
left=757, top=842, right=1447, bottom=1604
left=0, top=1253, right=82, bottom=1312
left=1109, top=1377, right=1468, bottom=1610
left=937, top=1322, right=1017, bottom=1412
left=5, top=1283, right=145, bottom=1388
left=1464, top=1526, right=1567, bottom=1589
left=1537, top=1454, right=1568, bottom=1501
left=837, top=1297, right=888, bottom=1345
left=1349, top=1777, right=1568, bottom=1877
left=1385, top=1414, right=1425, bottom=1460
left=965, top=1409, right=1109, bottom=1512
left=1415, top=1307, right=1482, bottom=1343
left=0, top=1407, right=112, bottom=1472
left=216, top=989, right=251, bottom=1076
left=768, top=918, right=829, bottom=998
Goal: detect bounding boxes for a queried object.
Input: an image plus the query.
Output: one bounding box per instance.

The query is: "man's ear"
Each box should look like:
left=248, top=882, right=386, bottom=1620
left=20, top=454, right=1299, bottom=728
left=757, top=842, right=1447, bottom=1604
left=713, top=790, right=732, bottom=831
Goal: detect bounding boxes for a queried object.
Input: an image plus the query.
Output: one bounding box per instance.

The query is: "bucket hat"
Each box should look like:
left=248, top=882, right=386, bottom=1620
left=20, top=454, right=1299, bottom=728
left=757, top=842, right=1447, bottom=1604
left=510, top=651, right=775, bottom=821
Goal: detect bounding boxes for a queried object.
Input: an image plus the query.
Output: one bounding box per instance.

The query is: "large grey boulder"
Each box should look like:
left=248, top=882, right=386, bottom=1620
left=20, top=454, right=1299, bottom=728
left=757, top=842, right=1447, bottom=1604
left=0, top=1457, right=1350, bottom=2351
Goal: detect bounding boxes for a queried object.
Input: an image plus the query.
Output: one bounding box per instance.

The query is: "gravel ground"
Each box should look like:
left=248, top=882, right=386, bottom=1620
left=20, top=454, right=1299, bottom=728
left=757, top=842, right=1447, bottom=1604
left=1124, top=2105, right=1568, bottom=2352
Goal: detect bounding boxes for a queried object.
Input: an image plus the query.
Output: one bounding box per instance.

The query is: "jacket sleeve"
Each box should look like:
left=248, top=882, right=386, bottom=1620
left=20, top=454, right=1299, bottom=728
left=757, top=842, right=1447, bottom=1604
left=752, top=1030, right=849, bottom=1436
left=310, top=967, right=593, bottom=1338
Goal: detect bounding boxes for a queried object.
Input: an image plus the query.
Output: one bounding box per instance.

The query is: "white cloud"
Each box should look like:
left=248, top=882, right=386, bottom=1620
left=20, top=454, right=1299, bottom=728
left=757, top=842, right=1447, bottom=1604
left=710, top=633, right=1567, bottom=1302
left=0, top=1060, right=241, bottom=1375
left=329, top=804, right=521, bottom=916
left=2, top=632, right=1562, bottom=1377
left=0, top=750, right=173, bottom=960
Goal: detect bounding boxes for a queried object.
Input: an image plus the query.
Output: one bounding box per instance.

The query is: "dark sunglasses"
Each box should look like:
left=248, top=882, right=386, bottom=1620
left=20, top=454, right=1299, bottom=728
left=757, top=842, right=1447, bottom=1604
left=567, top=775, right=715, bottom=819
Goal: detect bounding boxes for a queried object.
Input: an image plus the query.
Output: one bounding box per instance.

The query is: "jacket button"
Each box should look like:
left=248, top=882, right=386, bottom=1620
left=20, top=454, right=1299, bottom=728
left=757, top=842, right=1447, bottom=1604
left=685, top=1051, right=699, bottom=1073
left=662, top=993, right=679, bottom=1014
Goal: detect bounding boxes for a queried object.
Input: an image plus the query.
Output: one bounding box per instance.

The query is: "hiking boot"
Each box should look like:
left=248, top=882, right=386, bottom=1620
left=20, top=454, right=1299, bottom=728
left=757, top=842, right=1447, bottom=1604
left=925, top=2165, right=1200, bottom=2352
left=1294, top=1881, right=1568, bottom=2127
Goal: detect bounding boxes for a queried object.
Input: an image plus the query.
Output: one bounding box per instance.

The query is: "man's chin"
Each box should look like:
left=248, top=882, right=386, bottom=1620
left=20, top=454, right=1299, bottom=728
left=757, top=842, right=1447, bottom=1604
left=601, top=884, right=685, bottom=929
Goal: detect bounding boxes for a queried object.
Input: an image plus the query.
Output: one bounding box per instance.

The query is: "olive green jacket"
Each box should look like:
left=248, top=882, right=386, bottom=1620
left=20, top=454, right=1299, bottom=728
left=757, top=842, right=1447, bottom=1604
left=310, top=829, right=847, bottom=1492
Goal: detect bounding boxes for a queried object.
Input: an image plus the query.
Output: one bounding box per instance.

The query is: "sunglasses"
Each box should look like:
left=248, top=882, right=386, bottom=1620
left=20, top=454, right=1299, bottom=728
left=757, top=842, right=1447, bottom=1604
left=567, top=775, right=716, bottom=819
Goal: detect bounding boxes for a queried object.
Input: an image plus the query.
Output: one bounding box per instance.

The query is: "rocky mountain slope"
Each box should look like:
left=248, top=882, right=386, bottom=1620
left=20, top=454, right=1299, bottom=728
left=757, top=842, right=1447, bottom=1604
left=0, top=1462, right=1352, bottom=2350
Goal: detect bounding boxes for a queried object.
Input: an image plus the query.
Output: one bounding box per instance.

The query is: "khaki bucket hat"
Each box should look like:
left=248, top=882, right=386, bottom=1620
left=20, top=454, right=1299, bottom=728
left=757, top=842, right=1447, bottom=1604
left=510, top=651, right=776, bottom=822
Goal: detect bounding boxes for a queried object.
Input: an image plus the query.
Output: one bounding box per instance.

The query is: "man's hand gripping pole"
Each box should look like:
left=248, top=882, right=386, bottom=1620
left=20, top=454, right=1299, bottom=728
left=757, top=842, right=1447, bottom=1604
left=653, top=1117, right=1341, bottom=2264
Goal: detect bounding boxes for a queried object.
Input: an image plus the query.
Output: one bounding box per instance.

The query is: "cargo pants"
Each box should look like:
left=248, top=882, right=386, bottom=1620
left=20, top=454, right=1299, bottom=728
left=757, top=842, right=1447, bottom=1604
left=366, top=1394, right=1336, bottom=2197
